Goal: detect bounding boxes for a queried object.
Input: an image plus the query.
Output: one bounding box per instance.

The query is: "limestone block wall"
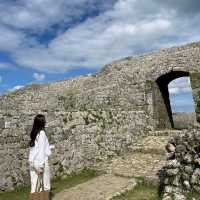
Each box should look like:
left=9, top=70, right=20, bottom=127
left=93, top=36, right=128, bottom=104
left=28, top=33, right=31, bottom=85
left=0, top=110, right=148, bottom=191
left=172, top=112, right=197, bottom=129
left=190, top=73, right=200, bottom=122
left=0, top=73, right=149, bottom=191
left=1, top=42, right=200, bottom=191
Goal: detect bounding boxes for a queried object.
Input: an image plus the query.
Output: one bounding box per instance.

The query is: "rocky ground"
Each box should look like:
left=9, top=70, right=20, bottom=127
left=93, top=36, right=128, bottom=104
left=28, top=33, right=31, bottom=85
left=53, top=130, right=178, bottom=200
left=161, top=129, right=200, bottom=200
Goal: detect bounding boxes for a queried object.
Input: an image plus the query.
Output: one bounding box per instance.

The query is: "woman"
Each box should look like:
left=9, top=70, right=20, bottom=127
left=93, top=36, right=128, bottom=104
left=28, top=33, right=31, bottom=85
left=28, top=114, right=52, bottom=193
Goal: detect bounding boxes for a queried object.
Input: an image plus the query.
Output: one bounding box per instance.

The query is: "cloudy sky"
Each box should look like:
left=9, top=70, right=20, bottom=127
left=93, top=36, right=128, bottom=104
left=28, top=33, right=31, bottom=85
left=0, top=0, right=199, bottom=112
left=168, top=77, right=195, bottom=112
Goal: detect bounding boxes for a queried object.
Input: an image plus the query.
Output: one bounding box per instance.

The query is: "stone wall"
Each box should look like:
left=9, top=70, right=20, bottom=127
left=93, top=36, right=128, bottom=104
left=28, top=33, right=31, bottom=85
left=172, top=112, right=197, bottom=129
left=0, top=77, right=149, bottom=191
left=1, top=42, right=200, bottom=191
left=160, top=128, right=200, bottom=200
left=190, top=73, right=200, bottom=122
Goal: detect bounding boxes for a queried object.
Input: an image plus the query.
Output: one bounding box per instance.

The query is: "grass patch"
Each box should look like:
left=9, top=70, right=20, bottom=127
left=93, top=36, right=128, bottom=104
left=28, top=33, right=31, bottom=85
left=185, top=191, right=200, bottom=200
left=0, top=168, right=100, bottom=200
left=111, top=177, right=200, bottom=200
left=111, top=178, right=162, bottom=200
left=0, top=185, right=30, bottom=200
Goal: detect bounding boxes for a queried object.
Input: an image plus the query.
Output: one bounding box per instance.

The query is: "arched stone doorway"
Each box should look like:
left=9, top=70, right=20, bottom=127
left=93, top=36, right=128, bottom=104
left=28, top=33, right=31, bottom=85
left=149, top=71, right=200, bottom=129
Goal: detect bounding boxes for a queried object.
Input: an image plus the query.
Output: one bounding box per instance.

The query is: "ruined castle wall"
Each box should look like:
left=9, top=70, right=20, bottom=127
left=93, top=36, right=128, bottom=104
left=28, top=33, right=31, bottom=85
left=0, top=71, right=148, bottom=191
left=1, top=42, right=200, bottom=191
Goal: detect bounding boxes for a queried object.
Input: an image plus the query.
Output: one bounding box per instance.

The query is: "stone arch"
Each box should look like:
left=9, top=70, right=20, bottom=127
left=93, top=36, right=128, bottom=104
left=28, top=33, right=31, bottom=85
left=149, top=66, right=191, bottom=82
left=154, top=70, right=190, bottom=129
left=144, top=68, right=200, bottom=130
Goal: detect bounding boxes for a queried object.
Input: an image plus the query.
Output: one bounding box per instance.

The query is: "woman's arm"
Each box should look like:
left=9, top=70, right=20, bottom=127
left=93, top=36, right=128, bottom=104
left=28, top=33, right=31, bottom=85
left=45, top=132, right=52, bottom=157
left=36, top=130, right=47, bottom=170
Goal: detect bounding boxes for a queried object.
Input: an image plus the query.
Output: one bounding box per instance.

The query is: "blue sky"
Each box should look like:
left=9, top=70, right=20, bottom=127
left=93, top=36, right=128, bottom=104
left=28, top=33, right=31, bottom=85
left=0, top=0, right=199, bottom=112
left=168, top=77, right=195, bottom=112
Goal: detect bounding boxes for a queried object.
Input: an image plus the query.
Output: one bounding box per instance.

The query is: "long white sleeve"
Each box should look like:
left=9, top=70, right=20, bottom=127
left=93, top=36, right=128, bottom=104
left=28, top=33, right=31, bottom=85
left=29, top=130, right=52, bottom=169
left=36, top=131, right=48, bottom=168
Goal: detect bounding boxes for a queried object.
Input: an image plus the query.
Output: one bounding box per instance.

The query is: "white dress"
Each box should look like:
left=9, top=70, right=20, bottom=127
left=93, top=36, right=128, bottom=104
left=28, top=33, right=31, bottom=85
left=28, top=130, right=52, bottom=193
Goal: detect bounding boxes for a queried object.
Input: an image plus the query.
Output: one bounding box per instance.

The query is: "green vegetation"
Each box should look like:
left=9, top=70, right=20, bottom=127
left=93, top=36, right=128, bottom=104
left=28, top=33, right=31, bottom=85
left=0, top=168, right=99, bottom=200
left=61, top=88, right=79, bottom=111
left=0, top=185, right=30, bottom=200
left=145, top=80, right=154, bottom=93
left=185, top=191, right=200, bottom=200
left=111, top=178, right=200, bottom=200
left=1, top=172, right=199, bottom=200
left=190, top=73, right=200, bottom=89
left=111, top=178, right=162, bottom=200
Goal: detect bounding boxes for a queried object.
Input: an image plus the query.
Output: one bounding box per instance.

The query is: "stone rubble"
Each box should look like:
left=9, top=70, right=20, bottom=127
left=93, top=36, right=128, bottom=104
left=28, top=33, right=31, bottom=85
left=160, top=128, right=200, bottom=199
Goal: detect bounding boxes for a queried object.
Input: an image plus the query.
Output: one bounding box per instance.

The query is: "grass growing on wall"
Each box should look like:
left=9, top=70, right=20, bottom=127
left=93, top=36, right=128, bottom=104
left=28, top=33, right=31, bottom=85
left=0, top=168, right=99, bottom=200
left=186, top=191, right=200, bottom=200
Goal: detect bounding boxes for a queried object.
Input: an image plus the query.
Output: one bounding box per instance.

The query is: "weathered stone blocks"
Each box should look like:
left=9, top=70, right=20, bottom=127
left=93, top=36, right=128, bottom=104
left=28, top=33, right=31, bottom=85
left=160, top=129, right=200, bottom=199
left=0, top=41, right=200, bottom=191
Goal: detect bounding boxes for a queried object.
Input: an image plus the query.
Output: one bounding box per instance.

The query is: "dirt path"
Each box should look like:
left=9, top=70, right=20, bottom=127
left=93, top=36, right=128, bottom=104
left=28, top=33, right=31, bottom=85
left=53, top=132, right=178, bottom=200
left=53, top=174, right=137, bottom=200
left=107, top=135, right=170, bottom=182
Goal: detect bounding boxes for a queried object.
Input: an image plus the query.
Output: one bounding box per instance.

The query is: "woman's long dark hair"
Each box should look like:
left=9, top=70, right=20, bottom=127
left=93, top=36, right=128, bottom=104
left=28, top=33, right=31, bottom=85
left=29, top=114, right=46, bottom=147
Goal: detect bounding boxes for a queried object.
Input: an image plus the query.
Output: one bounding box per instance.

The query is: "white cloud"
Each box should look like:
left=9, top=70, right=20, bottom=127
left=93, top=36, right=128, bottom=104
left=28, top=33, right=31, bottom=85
left=8, top=85, right=24, bottom=92
left=33, top=73, right=45, bottom=81
left=0, top=0, right=116, bottom=31
left=12, top=1, right=173, bottom=72
left=168, top=77, right=192, bottom=95
left=0, top=26, right=25, bottom=51
left=0, top=0, right=200, bottom=72
left=169, top=77, right=195, bottom=112
left=0, top=62, right=14, bottom=69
